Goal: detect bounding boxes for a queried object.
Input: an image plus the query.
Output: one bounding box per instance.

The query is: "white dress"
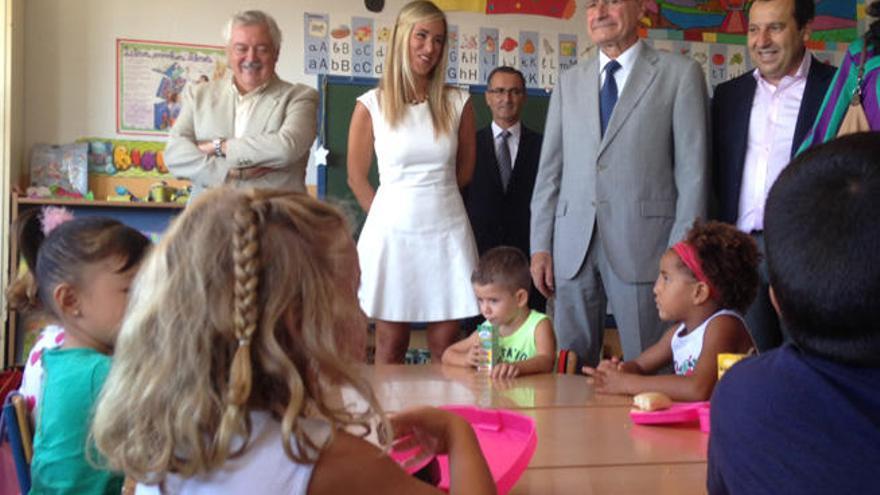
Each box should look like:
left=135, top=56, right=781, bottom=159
left=356, top=88, right=479, bottom=321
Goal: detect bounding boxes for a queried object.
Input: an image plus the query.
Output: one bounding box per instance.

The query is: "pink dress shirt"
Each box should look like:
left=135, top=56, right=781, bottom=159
left=737, top=54, right=812, bottom=233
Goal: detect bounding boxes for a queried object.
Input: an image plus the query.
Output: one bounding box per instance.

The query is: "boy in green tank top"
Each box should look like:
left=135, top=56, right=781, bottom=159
left=442, top=246, right=556, bottom=378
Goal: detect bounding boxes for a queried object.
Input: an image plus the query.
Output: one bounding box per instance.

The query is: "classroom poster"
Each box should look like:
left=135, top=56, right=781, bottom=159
left=351, top=17, right=374, bottom=78
left=116, top=39, right=225, bottom=136
left=304, top=14, right=330, bottom=75
left=329, top=21, right=353, bottom=76
left=557, top=33, right=578, bottom=72
left=446, top=24, right=460, bottom=84
left=374, top=20, right=393, bottom=78
left=519, top=31, right=539, bottom=88
left=457, top=26, right=481, bottom=85
left=497, top=28, right=519, bottom=70
left=302, top=4, right=863, bottom=92
left=538, top=34, right=558, bottom=89
left=479, top=27, right=499, bottom=84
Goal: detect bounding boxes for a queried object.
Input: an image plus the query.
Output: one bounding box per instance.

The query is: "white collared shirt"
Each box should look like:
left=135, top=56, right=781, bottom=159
left=491, top=121, right=521, bottom=169
left=598, top=40, right=643, bottom=96
left=231, top=77, right=272, bottom=139
left=737, top=53, right=812, bottom=233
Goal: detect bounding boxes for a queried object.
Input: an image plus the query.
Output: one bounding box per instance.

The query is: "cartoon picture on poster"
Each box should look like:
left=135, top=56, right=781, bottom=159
left=152, top=63, right=186, bottom=130
left=117, top=39, right=226, bottom=136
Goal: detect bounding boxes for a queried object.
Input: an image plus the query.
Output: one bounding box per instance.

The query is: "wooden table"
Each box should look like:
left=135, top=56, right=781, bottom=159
left=361, top=364, right=708, bottom=494
left=362, top=364, right=634, bottom=410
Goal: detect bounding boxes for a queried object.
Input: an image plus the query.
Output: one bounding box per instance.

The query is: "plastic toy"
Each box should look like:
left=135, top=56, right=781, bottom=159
left=141, top=151, right=156, bottom=172
left=113, top=145, right=132, bottom=171
left=156, top=150, right=168, bottom=174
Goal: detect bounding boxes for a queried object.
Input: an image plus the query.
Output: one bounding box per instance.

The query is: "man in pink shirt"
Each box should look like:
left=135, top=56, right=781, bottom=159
left=711, top=0, right=835, bottom=351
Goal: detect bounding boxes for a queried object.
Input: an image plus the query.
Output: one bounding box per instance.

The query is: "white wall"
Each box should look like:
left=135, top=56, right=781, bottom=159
left=22, top=0, right=584, bottom=156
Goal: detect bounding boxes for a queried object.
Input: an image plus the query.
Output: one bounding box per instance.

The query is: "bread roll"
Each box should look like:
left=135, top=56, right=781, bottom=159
left=633, top=392, right=672, bottom=411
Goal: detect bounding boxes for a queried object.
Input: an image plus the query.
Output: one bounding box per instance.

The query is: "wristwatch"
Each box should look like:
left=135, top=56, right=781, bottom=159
left=213, top=138, right=225, bottom=158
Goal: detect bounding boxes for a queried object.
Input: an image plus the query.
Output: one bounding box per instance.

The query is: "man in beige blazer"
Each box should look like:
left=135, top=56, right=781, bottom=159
left=165, top=10, right=318, bottom=199
left=530, top=0, right=709, bottom=367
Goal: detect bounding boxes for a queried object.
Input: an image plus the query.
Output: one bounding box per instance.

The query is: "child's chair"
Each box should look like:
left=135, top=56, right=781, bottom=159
left=555, top=349, right=579, bottom=374
left=1, top=392, right=32, bottom=493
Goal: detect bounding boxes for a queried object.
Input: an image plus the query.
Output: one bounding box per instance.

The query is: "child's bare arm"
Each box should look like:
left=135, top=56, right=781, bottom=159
left=491, top=318, right=556, bottom=378
left=308, top=407, right=495, bottom=495
left=628, top=326, right=677, bottom=373
left=391, top=407, right=495, bottom=495
left=584, top=327, right=676, bottom=376
left=441, top=332, right=482, bottom=368
left=586, top=316, right=750, bottom=402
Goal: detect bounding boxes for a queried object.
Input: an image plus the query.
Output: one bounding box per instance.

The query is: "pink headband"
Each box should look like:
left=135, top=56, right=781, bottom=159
left=672, top=242, right=716, bottom=298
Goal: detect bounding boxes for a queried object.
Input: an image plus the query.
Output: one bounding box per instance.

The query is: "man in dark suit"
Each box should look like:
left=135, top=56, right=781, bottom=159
left=464, top=66, right=545, bottom=311
left=712, top=0, right=835, bottom=352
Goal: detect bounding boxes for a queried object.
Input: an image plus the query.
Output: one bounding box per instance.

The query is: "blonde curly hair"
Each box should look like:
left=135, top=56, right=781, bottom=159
left=91, top=188, right=387, bottom=482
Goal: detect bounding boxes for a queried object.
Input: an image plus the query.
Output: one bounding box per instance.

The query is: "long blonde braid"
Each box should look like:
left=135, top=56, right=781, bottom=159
left=215, top=195, right=263, bottom=462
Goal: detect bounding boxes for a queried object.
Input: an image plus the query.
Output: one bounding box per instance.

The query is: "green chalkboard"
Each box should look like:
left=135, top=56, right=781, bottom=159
left=321, top=76, right=549, bottom=234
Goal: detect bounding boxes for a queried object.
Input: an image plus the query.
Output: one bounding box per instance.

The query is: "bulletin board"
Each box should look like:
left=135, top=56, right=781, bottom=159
left=116, top=39, right=227, bottom=136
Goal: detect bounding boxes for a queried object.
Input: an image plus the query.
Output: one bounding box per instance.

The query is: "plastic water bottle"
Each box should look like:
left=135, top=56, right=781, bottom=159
left=477, top=323, right=496, bottom=372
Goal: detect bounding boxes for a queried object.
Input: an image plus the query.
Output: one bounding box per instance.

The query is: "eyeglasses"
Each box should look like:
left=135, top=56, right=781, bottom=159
left=486, top=87, right=524, bottom=96
left=585, top=0, right=631, bottom=10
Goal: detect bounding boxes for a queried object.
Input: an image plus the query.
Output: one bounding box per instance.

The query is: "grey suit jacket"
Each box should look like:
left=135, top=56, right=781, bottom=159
left=165, top=74, right=318, bottom=198
left=531, top=42, right=709, bottom=284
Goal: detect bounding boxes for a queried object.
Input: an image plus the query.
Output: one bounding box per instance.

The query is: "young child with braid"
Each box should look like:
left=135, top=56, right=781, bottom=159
left=91, top=188, right=494, bottom=495
left=6, top=208, right=150, bottom=494
left=584, top=221, right=759, bottom=402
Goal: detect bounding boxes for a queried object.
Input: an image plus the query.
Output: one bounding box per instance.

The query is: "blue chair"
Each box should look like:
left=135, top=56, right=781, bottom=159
left=1, top=392, right=32, bottom=493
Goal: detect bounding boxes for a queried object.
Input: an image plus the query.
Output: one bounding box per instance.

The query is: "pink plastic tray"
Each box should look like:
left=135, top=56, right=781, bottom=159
left=698, top=404, right=711, bottom=433
left=390, top=405, right=537, bottom=494
left=629, top=401, right=710, bottom=427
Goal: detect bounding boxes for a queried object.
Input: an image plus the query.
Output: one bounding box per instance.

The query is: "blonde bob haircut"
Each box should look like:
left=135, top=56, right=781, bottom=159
left=92, top=188, right=387, bottom=481
left=379, top=0, right=454, bottom=136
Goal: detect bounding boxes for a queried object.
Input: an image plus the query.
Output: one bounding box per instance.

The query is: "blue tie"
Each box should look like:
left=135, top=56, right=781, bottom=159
left=600, top=60, right=621, bottom=137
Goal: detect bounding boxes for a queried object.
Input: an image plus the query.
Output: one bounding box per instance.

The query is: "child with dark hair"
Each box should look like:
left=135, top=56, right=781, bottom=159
left=708, top=132, right=880, bottom=494
left=584, top=221, right=758, bottom=401
left=442, top=246, right=556, bottom=378
left=6, top=207, right=150, bottom=494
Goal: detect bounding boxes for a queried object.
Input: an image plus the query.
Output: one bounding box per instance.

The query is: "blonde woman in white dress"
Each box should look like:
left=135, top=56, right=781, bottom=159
left=348, top=0, right=478, bottom=364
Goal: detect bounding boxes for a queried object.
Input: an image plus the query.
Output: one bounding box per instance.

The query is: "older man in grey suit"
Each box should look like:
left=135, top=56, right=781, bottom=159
left=165, top=10, right=318, bottom=199
left=530, top=0, right=709, bottom=367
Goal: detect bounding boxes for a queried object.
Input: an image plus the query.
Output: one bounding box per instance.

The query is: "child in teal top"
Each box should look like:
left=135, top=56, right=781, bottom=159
left=443, top=246, right=556, bottom=378
left=6, top=208, right=150, bottom=494
left=31, top=349, right=117, bottom=494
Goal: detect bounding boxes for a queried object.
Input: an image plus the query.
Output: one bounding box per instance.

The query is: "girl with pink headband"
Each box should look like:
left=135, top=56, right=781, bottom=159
left=583, top=221, right=759, bottom=401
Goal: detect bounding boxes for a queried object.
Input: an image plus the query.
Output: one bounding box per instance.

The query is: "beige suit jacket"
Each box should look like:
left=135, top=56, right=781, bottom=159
left=165, top=75, right=318, bottom=198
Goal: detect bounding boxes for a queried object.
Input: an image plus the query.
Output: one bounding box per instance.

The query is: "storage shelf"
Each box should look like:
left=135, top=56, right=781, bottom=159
left=16, top=197, right=184, bottom=209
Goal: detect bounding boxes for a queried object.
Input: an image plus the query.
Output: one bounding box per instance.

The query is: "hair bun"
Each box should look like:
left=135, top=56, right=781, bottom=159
left=40, top=206, right=75, bottom=236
